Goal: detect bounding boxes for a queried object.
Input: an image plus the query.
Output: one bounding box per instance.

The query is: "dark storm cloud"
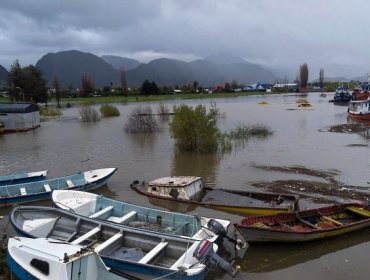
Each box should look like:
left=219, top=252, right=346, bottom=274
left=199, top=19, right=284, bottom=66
left=1, top=0, right=370, bottom=78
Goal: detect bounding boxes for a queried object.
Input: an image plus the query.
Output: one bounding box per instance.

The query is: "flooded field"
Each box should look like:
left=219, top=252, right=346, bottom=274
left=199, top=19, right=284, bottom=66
left=1, top=92, right=370, bottom=279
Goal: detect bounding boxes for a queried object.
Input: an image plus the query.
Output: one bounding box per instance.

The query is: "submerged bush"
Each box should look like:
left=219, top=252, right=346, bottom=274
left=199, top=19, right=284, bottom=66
left=170, top=104, right=219, bottom=153
left=79, top=103, right=100, bottom=122
left=125, top=105, right=160, bottom=133
left=157, top=102, right=170, bottom=120
left=39, top=107, right=62, bottom=116
left=100, top=104, right=120, bottom=117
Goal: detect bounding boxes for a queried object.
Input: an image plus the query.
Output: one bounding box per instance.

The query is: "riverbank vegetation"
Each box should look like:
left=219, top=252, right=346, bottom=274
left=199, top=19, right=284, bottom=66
left=79, top=103, right=100, bottom=122
left=39, top=106, right=62, bottom=116
left=125, top=106, right=161, bottom=133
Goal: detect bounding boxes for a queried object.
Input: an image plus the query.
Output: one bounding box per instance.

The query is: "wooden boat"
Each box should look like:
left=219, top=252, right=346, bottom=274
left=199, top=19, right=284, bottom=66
left=348, top=98, right=370, bottom=120
left=52, top=190, right=236, bottom=245
left=7, top=237, right=133, bottom=280
left=10, top=206, right=239, bottom=280
left=235, top=203, right=370, bottom=243
left=0, top=168, right=117, bottom=207
left=130, top=177, right=299, bottom=216
left=0, top=170, right=47, bottom=186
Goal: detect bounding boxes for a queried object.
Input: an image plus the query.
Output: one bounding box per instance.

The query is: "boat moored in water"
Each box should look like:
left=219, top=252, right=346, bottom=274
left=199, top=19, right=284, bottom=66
left=51, top=190, right=238, bottom=246
left=0, top=168, right=117, bottom=207
left=0, top=170, right=47, bottom=186
left=131, top=176, right=299, bottom=216
left=333, top=84, right=352, bottom=105
left=348, top=98, right=370, bottom=120
left=235, top=203, right=370, bottom=243
left=9, top=206, right=239, bottom=279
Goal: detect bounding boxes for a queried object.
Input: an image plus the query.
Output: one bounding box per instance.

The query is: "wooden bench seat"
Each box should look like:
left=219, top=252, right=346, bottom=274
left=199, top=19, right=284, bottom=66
left=138, top=241, right=168, bottom=264
left=107, top=211, right=137, bottom=224
left=94, top=232, right=123, bottom=253
left=71, top=226, right=101, bottom=245
left=44, top=184, right=52, bottom=192
left=66, top=180, right=74, bottom=188
left=89, top=206, right=114, bottom=219
left=20, top=187, right=27, bottom=196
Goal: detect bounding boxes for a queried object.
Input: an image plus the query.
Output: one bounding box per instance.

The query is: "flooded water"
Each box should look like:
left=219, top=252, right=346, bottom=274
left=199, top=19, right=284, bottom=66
left=1, top=92, right=370, bottom=279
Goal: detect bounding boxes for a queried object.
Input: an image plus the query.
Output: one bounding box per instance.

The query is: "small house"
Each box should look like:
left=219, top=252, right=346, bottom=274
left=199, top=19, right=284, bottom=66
left=0, top=103, right=40, bottom=132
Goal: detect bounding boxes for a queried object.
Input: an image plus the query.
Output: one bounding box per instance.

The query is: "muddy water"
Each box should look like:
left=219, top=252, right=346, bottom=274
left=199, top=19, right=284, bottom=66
left=1, top=92, right=370, bottom=279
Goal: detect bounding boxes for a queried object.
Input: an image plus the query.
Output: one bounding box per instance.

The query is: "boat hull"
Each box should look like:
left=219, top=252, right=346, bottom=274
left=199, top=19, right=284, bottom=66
left=348, top=112, right=370, bottom=121
left=0, top=170, right=47, bottom=186
left=7, top=253, right=38, bottom=280
left=131, top=182, right=299, bottom=216
left=235, top=203, right=370, bottom=243
left=0, top=168, right=116, bottom=207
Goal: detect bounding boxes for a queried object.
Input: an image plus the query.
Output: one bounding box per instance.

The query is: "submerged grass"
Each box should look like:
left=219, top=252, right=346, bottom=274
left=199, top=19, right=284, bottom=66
left=39, top=107, right=62, bottom=116
left=79, top=103, right=100, bottom=122
left=99, top=104, right=120, bottom=117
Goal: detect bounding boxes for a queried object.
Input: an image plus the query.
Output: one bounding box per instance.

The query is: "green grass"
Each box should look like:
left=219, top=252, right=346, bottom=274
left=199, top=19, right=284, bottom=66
left=99, top=104, right=120, bottom=117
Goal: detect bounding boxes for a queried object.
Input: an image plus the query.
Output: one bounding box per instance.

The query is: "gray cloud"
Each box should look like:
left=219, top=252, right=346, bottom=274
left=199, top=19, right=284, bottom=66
left=1, top=0, right=370, bottom=79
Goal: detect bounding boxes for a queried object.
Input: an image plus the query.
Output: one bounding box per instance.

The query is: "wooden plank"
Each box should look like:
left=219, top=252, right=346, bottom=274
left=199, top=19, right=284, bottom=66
left=95, top=233, right=123, bottom=253
left=138, top=241, right=168, bottom=264
left=107, top=211, right=137, bottom=224
left=44, top=184, right=51, bottom=192
left=321, top=216, right=343, bottom=226
left=20, top=187, right=27, bottom=196
left=297, top=217, right=319, bottom=229
left=71, top=226, right=100, bottom=245
left=346, top=206, right=370, bottom=218
left=66, top=180, right=74, bottom=188
left=89, top=206, right=114, bottom=219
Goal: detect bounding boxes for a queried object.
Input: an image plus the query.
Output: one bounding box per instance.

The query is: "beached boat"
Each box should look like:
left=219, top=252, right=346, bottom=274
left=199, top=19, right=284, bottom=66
left=10, top=206, right=239, bottom=279
left=348, top=98, right=370, bottom=120
left=235, top=203, right=370, bottom=243
left=0, top=168, right=116, bottom=207
left=0, top=170, right=47, bottom=186
left=52, top=190, right=238, bottom=246
left=7, top=237, right=133, bottom=280
left=130, top=177, right=299, bottom=216
left=333, top=84, right=351, bottom=105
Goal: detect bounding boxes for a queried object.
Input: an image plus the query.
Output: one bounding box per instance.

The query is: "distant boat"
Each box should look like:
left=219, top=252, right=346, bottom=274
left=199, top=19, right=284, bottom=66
left=235, top=203, right=370, bottom=243
left=333, top=84, right=351, bottom=105
left=10, top=206, right=239, bottom=279
left=0, top=168, right=117, bottom=207
left=7, top=237, right=133, bottom=280
left=348, top=98, right=370, bottom=120
left=351, top=73, right=370, bottom=101
left=131, top=177, right=299, bottom=216
left=51, top=190, right=239, bottom=246
left=0, top=170, right=47, bottom=186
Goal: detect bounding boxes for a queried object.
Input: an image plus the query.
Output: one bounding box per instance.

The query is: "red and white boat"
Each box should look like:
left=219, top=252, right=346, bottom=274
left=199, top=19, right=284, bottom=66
left=348, top=97, right=370, bottom=120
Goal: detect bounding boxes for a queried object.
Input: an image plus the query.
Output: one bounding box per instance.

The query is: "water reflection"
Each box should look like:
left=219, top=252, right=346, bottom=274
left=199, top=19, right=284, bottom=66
left=239, top=228, right=370, bottom=273
left=171, top=151, right=222, bottom=187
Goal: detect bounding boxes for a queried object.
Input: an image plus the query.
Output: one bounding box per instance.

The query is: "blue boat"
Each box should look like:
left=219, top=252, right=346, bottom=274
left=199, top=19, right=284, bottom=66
left=0, top=170, right=47, bottom=186
left=0, top=168, right=117, bottom=207
left=10, top=206, right=239, bottom=280
left=52, top=190, right=236, bottom=244
left=7, top=237, right=134, bottom=280
left=333, top=84, right=352, bottom=105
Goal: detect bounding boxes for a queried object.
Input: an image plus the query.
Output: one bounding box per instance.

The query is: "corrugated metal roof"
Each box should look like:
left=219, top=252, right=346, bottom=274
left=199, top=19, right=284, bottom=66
left=0, top=103, right=39, bottom=113
left=149, top=176, right=202, bottom=187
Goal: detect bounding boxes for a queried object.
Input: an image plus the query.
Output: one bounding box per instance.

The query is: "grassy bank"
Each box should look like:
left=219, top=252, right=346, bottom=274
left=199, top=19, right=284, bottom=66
left=0, top=91, right=274, bottom=105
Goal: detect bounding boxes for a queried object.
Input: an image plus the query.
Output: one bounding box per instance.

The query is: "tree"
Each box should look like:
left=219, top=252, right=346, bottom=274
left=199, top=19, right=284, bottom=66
left=81, top=74, right=94, bottom=97
left=170, top=104, right=219, bottom=153
left=192, top=81, right=199, bottom=92
left=299, top=63, right=309, bottom=88
left=319, top=68, right=324, bottom=89
left=8, top=60, right=47, bottom=104
left=120, top=67, right=128, bottom=95
left=140, top=80, right=159, bottom=95
left=52, top=74, right=61, bottom=108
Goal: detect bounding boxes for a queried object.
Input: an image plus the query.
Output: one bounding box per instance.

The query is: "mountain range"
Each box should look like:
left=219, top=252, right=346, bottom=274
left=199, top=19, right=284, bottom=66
left=35, top=50, right=276, bottom=87
left=1, top=50, right=367, bottom=88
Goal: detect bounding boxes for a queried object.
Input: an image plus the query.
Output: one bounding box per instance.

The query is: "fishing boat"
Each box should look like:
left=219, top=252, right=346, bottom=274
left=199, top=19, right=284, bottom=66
left=7, top=237, right=134, bottom=280
left=51, top=190, right=240, bottom=247
left=348, top=98, right=370, bottom=120
left=333, top=84, right=351, bottom=105
left=0, top=168, right=117, bottom=207
left=235, top=203, right=370, bottom=243
left=351, top=74, right=370, bottom=101
left=130, top=177, right=299, bottom=216
left=10, top=206, right=239, bottom=279
left=0, top=170, right=47, bottom=186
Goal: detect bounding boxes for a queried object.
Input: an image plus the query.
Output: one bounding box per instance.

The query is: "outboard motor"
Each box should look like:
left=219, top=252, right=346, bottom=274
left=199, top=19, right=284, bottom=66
left=207, top=219, right=246, bottom=250
left=193, top=239, right=239, bottom=277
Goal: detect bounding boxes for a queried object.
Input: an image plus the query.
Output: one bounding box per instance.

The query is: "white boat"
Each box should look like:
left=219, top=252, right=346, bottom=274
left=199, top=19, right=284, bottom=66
left=7, top=237, right=132, bottom=280
left=348, top=98, right=370, bottom=120
left=10, top=206, right=239, bottom=280
left=52, top=190, right=234, bottom=244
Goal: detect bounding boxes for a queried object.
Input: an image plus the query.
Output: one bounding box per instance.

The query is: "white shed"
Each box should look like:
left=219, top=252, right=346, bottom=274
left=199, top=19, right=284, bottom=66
left=0, top=103, right=40, bottom=132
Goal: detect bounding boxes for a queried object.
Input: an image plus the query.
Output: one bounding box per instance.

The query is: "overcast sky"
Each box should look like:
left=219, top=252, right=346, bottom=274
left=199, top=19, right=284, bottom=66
left=1, top=0, right=370, bottom=79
